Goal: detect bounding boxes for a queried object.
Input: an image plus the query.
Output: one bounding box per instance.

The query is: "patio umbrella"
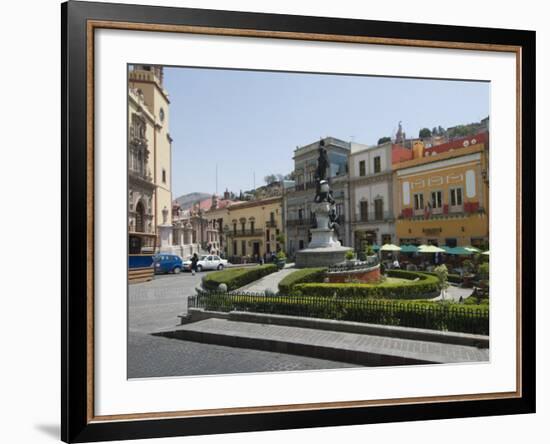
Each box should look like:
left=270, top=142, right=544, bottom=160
left=418, top=244, right=446, bottom=253
left=482, top=250, right=490, bottom=256
left=464, top=246, right=482, bottom=253
left=371, top=244, right=380, bottom=252
left=399, top=244, right=419, bottom=253
left=439, top=245, right=453, bottom=254
left=380, top=244, right=402, bottom=252
left=448, top=246, right=475, bottom=255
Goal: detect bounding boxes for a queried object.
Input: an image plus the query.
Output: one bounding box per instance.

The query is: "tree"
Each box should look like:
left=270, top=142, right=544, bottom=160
left=284, top=171, right=296, bottom=181
left=264, top=174, right=278, bottom=185
left=432, top=126, right=438, bottom=136
left=438, top=125, right=445, bottom=135
left=419, top=128, right=432, bottom=138
left=377, top=136, right=391, bottom=145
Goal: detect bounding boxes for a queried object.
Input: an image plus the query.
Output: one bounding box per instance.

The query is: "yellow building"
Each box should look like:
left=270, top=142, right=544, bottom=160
left=206, top=197, right=284, bottom=260
left=128, top=65, right=173, bottom=253
left=393, top=138, right=489, bottom=248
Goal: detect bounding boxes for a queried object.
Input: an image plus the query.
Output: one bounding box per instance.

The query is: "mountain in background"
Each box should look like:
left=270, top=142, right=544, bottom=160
left=174, top=192, right=212, bottom=209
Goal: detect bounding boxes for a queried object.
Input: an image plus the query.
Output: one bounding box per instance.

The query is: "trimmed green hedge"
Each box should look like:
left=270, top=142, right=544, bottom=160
left=278, top=267, right=327, bottom=294
left=202, top=264, right=277, bottom=291
left=189, top=292, right=489, bottom=334
left=293, top=270, right=440, bottom=300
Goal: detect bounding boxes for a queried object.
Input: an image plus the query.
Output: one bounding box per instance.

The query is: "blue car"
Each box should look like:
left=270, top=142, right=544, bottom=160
left=152, top=254, right=183, bottom=274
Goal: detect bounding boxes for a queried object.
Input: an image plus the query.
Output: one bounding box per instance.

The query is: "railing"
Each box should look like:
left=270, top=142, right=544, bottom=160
left=328, top=258, right=379, bottom=272
left=265, top=221, right=277, bottom=228
left=227, top=229, right=265, bottom=238
left=286, top=218, right=313, bottom=227
left=188, top=291, right=489, bottom=335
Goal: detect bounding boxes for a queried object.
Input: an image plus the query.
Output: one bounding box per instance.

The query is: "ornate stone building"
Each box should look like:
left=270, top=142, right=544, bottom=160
left=127, top=65, right=172, bottom=254
left=284, top=137, right=351, bottom=258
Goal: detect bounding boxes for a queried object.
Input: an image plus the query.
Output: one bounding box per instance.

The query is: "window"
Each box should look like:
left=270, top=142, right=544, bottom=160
left=159, top=107, right=165, bottom=122
left=414, top=193, right=424, bottom=210
left=445, top=238, right=457, bottom=248
left=431, top=190, right=442, bottom=208
left=450, top=187, right=463, bottom=207
left=241, top=240, right=246, bottom=256
left=298, top=209, right=303, bottom=220
left=232, top=241, right=237, bottom=254
left=374, top=198, right=384, bottom=220
left=250, top=221, right=255, bottom=232
left=162, top=169, right=166, bottom=183
left=360, top=200, right=368, bottom=221
left=266, top=229, right=270, bottom=242
left=233, top=223, right=237, bottom=236
left=373, top=156, right=381, bottom=173
left=359, top=160, right=366, bottom=176
left=382, top=234, right=391, bottom=244
left=270, top=212, right=275, bottom=223
left=241, top=222, right=246, bottom=234
left=299, top=240, right=304, bottom=250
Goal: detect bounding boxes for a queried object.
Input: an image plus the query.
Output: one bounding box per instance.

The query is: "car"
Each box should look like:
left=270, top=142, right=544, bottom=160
left=152, top=254, right=183, bottom=274
left=183, top=254, right=228, bottom=272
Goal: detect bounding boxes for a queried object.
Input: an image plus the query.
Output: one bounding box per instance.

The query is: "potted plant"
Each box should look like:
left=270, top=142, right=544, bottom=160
left=345, top=250, right=355, bottom=264
left=461, top=259, right=475, bottom=288
left=276, top=250, right=287, bottom=270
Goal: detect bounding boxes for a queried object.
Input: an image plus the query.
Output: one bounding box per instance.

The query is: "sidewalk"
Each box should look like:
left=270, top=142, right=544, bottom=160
left=159, top=318, right=489, bottom=366
left=237, top=266, right=296, bottom=294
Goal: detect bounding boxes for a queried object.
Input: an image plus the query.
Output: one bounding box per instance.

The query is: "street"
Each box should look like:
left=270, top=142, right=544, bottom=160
left=128, top=273, right=357, bottom=378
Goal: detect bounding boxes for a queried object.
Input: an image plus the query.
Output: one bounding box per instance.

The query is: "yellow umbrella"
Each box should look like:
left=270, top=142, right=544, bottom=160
left=482, top=250, right=490, bottom=256
left=418, top=244, right=446, bottom=253
left=380, top=244, right=402, bottom=252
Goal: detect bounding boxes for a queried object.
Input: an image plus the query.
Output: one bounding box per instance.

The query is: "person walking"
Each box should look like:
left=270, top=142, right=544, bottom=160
left=191, top=253, right=199, bottom=276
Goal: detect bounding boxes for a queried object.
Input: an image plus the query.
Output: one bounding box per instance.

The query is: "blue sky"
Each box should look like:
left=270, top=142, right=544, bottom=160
left=164, top=67, right=489, bottom=197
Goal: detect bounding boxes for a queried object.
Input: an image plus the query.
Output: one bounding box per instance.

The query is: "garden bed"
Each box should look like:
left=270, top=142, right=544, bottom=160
left=201, top=264, right=278, bottom=292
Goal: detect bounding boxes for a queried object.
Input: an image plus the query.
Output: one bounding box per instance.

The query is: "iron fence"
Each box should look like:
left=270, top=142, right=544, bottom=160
left=188, top=291, right=489, bottom=335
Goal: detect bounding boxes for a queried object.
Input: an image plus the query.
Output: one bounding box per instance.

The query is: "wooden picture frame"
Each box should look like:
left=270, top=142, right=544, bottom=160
left=62, top=1, right=535, bottom=442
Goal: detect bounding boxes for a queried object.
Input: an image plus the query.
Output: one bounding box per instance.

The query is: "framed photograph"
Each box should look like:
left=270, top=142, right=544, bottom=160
left=62, top=1, right=535, bottom=442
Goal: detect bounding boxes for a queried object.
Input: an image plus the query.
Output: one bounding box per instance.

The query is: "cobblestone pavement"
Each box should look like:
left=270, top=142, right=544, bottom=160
left=128, top=273, right=359, bottom=378
left=129, top=273, right=202, bottom=333
left=128, top=331, right=357, bottom=378
left=168, top=318, right=489, bottom=365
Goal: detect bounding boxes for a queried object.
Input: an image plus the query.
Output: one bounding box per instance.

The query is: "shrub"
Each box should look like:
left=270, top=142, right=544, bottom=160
left=189, top=292, right=489, bottom=334
left=202, top=264, right=277, bottom=291
left=345, top=250, right=355, bottom=260
left=278, top=267, right=327, bottom=294
left=423, top=270, right=462, bottom=284
left=478, top=262, right=489, bottom=278
left=293, top=270, right=440, bottom=300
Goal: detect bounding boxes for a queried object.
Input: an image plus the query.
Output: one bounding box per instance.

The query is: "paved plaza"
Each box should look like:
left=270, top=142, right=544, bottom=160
left=128, top=273, right=359, bottom=378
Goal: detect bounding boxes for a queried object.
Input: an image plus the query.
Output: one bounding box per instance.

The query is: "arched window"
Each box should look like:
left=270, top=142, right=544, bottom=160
left=135, top=200, right=145, bottom=233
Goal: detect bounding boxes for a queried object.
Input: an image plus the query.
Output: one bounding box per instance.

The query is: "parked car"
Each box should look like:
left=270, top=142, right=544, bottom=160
left=152, top=254, right=183, bottom=274
left=183, top=254, right=228, bottom=272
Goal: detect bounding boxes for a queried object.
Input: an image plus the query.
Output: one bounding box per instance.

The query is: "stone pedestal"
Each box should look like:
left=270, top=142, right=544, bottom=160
left=295, top=202, right=351, bottom=268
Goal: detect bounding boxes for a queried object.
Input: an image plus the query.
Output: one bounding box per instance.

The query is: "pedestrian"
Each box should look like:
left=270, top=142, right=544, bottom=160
left=191, top=252, right=199, bottom=276
left=392, top=258, right=401, bottom=269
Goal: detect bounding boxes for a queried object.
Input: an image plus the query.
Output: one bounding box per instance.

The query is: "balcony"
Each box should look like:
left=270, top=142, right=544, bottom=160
left=227, top=229, right=265, bottom=238
left=286, top=218, right=312, bottom=227
left=354, top=211, right=394, bottom=224
left=265, top=220, right=278, bottom=228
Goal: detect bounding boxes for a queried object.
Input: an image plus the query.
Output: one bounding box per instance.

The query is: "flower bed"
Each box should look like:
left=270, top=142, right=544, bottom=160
left=201, top=264, right=278, bottom=292
left=292, top=270, right=440, bottom=300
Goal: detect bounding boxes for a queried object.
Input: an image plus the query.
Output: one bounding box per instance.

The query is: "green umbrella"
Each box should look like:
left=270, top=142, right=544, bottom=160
left=439, top=245, right=453, bottom=253
left=448, top=246, right=475, bottom=255
left=399, top=244, right=419, bottom=253
left=371, top=244, right=380, bottom=252
left=465, top=246, right=482, bottom=253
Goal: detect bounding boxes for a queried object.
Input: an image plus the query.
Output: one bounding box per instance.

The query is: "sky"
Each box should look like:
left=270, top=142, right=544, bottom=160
left=164, top=67, right=489, bottom=198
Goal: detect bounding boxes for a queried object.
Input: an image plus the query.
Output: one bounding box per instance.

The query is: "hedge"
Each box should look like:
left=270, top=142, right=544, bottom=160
left=189, top=292, right=489, bottom=334
left=293, top=270, right=440, bottom=300
left=201, top=264, right=278, bottom=291
left=278, top=267, right=327, bottom=294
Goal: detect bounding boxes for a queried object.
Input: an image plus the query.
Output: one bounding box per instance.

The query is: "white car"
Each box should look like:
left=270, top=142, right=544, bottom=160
left=184, top=255, right=228, bottom=272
